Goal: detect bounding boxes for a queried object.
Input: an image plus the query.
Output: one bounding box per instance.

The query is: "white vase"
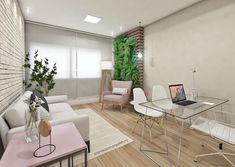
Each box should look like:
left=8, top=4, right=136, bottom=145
left=191, top=88, right=198, bottom=101
left=25, top=109, right=38, bottom=143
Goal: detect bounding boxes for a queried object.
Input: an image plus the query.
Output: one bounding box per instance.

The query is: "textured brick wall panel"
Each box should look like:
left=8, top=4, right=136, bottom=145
left=0, top=0, right=25, bottom=114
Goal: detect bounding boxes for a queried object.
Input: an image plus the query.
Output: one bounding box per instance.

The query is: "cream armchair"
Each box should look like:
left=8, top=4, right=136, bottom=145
left=102, top=80, right=132, bottom=112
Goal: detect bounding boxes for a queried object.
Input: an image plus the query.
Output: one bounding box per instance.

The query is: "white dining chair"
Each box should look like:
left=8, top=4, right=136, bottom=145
left=131, top=88, right=168, bottom=166
left=152, top=85, right=171, bottom=120
left=132, top=88, right=164, bottom=140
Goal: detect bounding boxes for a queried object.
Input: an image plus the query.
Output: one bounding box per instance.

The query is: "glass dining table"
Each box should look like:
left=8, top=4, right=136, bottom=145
left=140, top=96, right=229, bottom=161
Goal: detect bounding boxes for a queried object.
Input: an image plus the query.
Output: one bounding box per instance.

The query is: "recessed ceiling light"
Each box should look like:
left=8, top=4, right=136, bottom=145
left=84, top=15, right=101, bottom=24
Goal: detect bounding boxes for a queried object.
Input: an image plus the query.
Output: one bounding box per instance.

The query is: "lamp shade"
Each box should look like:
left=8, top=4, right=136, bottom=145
left=101, top=61, right=113, bottom=70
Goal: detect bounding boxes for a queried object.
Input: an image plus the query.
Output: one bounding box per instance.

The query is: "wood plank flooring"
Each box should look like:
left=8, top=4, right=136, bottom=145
left=72, top=103, right=235, bottom=167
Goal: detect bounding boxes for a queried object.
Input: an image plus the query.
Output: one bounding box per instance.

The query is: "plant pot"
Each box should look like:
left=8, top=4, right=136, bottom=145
left=25, top=109, right=38, bottom=143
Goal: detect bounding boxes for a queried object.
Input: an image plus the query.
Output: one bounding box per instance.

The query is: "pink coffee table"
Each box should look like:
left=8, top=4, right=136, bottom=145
left=0, top=122, right=87, bottom=167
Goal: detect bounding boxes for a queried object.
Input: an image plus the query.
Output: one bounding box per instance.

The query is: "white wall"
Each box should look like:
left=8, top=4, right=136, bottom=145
left=144, top=0, right=235, bottom=110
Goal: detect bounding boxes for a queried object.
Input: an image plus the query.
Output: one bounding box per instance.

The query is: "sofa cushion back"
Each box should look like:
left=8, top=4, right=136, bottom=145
left=0, top=117, right=10, bottom=149
left=112, top=80, right=132, bottom=95
left=4, top=99, right=28, bottom=128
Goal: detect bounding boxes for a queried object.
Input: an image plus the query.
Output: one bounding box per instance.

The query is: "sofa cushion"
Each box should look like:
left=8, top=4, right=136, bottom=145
left=4, top=100, right=27, bottom=128
left=48, top=103, right=72, bottom=113
left=45, top=95, right=68, bottom=104
left=22, top=90, right=32, bottom=99
left=38, top=106, right=51, bottom=120
left=49, top=114, right=89, bottom=141
left=50, top=110, right=78, bottom=120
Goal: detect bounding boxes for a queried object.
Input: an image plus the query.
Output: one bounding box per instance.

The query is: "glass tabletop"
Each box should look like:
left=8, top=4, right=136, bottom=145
left=140, top=96, right=229, bottom=120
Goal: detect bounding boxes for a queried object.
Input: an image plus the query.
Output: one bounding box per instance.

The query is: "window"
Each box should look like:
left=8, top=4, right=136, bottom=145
left=30, top=44, right=101, bottom=79
left=72, top=49, right=101, bottom=78
left=30, top=43, right=73, bottom=79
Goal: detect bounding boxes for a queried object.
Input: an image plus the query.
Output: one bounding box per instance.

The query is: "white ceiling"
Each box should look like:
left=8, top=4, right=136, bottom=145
left=19, top=0, right=201, bottom=37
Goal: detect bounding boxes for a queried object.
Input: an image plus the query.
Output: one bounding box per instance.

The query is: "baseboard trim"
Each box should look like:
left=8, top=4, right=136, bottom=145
left=68, top=96, right=99, bottom=105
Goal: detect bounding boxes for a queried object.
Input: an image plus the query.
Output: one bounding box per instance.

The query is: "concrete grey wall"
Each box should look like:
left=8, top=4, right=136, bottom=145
left=0, top=0, right=25, bottom=114
left=144, top=0, right=235, bottom=111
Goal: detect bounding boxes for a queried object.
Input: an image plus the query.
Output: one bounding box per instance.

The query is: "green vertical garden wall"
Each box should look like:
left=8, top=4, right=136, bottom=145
left=113, top=35, right=140, bottom=88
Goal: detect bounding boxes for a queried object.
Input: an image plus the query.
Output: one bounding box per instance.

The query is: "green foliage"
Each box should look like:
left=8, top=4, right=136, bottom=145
left=113, top=35, right=140, bottom=88
left=23, top=50, right=57, bottom=96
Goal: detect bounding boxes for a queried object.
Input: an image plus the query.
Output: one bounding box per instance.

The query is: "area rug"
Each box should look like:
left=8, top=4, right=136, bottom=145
left=51, top=108, right=133, bottom=166
left=76, top=108, right=133, bottom=159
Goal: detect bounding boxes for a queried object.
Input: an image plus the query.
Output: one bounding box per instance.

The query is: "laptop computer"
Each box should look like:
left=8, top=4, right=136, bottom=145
left=169, top=84, right=197, bottom=106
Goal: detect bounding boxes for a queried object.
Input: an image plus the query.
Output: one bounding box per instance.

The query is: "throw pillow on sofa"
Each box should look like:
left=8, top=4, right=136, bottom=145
left=31, top=91, right=49, bottom=112
left=22, top=90, right=33, bottom=99
left=5, top=100, right=28, bottom=128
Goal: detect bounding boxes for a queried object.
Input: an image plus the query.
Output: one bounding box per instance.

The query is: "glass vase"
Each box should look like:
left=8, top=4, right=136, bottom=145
left=191, top=88, right=198, bottom=101
left=25, top=109, right=38, bottom=143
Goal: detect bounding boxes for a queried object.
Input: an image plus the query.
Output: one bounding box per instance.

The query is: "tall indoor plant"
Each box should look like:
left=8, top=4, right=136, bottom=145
left=23, top=50, right=57, bottom=96
left=113, top=35, right=140, bottom=88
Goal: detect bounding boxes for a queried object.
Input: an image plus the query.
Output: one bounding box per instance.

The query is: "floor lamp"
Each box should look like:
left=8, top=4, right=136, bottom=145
left=99, top=61, right=113, bottom=102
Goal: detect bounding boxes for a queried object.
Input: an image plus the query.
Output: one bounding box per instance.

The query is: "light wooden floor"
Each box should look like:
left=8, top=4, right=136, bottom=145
left=72, top=103, right=235, bottom=167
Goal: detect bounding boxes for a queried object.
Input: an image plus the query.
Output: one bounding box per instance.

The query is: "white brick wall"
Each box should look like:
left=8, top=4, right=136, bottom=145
left=0, top=0, right=25, bottom=113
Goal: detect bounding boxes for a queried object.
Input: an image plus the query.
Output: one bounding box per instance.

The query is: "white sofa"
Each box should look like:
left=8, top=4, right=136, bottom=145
left=0, top=91, right=90, bottom=152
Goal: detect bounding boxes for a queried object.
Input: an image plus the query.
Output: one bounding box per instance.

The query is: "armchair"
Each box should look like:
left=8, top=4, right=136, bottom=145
left=102, top=80, right=132, bottom=112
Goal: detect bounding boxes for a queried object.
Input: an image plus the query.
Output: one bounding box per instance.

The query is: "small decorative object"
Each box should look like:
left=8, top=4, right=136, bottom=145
left=24, top=95, right=41, bottom=143
left=33, top=120, right=56, bottom=158
left=191, top=69, right=198, bottom=101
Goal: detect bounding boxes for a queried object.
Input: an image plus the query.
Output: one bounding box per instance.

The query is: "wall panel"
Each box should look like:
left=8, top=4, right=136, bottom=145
left=0, top=0, right=25, bottom=114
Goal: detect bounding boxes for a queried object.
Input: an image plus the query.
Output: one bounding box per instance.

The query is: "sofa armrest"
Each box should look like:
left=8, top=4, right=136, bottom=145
left=122, top=93, right=130, bottom=104
left=7, top=126, right=25, bottom=147
left=0, top=117, right=10, bottom=149
left=45, top=95, right=68, bottom=104
left=49, top=114, right=89, bottom=141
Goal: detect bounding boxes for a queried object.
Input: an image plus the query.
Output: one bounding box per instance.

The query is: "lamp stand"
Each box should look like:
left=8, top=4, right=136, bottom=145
left=99, top=69, right=112, bottom=102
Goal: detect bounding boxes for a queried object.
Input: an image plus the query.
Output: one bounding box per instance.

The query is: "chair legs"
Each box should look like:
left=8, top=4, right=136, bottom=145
left=132, top=115, right=163, bottom=141
left=132, top=114, right=145, bottom=133
left=101, top=102, right=124, bottom=112
left=139, top=115, right=168, bottom=166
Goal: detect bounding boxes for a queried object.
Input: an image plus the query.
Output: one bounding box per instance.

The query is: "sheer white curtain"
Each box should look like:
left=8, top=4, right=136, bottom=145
left=26, top=23, right=112, bottom=99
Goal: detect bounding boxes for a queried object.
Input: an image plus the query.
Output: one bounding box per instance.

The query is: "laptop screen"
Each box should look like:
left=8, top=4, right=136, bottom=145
left=169, top=84, right=186, bottom=103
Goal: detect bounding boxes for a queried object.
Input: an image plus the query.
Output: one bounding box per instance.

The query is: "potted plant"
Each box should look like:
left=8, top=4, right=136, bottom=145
left=23, top=50, right=57, bottom=96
